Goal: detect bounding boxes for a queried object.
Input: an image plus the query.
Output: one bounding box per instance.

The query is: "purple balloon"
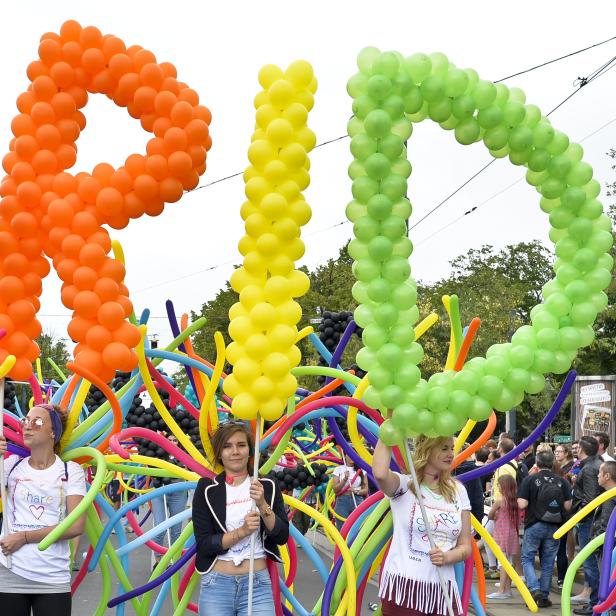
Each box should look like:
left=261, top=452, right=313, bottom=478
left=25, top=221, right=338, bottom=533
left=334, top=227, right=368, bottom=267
left=457, top=371, right=576, bottom=483
left=599, top=503, right=616, bottom=601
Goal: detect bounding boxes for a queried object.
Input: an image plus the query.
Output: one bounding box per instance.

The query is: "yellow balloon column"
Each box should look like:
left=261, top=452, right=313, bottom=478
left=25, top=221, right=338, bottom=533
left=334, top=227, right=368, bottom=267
left=224, top=61, right=317, bottom=421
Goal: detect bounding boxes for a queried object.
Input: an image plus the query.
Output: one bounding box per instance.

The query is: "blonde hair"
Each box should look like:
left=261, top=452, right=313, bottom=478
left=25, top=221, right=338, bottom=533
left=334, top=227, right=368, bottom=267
left=408, top=436, right=458, bottom=503
left=536, top=443, right=552, bottom=454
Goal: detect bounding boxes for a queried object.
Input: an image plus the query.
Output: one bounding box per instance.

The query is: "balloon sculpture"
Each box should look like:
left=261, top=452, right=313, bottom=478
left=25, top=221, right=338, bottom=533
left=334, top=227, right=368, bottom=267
left=0, top=22, right=614, bottom=616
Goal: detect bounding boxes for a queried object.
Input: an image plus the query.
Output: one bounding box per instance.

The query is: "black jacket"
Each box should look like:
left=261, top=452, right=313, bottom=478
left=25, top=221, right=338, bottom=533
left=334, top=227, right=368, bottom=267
left=591, top=495, right=616, bottom=540
left=192, top=473, right=289, bottom=574
left=572, top=455, right=603, bottom=513
left=454, top=461, right=485, bottom=523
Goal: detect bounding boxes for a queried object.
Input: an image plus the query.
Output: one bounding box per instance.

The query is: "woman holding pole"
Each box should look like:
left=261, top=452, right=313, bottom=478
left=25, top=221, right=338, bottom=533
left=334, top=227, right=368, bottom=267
left=373, top=427, right=472, bottom=616
left=0, top=403, right=86, bottom=616
left=331, top=455, right=368, bottom=530
left=192, top=421, right=288, bottom=616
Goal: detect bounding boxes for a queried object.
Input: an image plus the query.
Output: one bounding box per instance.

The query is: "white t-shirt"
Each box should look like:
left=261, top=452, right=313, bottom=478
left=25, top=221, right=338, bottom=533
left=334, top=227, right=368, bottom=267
left=379, top=472, right=471, bottom=614
left=603, top=452, right=615, bottom=462
left=0, top=455, right=87, bottom=584
left=332, top=465, right=362, bottom=492
left=217, top=477, right=265, bottom=566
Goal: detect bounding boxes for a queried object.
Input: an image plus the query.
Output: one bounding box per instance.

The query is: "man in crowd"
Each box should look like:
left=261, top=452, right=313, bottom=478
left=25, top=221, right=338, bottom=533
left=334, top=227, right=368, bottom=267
left=518, top=450, right=572, bottom=608
left=572, top=440, right=580, bottom=461
left=571, top=436, right=603, bottom=609
left=596, top=432, right=615, bottom=462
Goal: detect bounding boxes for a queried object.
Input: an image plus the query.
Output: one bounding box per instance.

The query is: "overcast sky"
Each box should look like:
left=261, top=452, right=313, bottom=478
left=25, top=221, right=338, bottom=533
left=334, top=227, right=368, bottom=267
left=1, top=1, right=615, bottom=357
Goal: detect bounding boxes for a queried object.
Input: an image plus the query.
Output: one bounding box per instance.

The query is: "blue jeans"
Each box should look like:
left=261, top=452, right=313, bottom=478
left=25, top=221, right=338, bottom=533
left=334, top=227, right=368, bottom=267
left=151, top=490, right=188, bottom=547
left=198, top=570, right=275, bottom=615
left=334, top=493, right=364, bottom=531
left=521, top=522, right=560, bottom=598
left=577, top=519, right=600, bottom=606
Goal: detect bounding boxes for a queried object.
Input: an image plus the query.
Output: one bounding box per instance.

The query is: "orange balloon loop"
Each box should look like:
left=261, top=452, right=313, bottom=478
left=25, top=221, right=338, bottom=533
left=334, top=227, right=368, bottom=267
left=0, top=20, right=212, bottom=382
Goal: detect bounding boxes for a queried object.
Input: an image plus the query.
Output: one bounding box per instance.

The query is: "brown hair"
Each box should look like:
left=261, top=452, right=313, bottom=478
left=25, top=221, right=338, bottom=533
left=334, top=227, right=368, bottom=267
left=408, top=436, right=458, bottom=503
left=211, top=422, right=254, bottom=473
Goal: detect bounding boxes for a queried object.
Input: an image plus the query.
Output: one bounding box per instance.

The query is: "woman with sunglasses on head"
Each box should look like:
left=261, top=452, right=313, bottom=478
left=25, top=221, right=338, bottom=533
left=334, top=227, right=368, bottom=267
left=193, top=421, right=289, bottom=616
left=0, top=404, right=87, bottom=616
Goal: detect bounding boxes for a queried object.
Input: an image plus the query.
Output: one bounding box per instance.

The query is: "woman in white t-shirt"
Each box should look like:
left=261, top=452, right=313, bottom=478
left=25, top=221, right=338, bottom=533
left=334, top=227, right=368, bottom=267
left=331, top=459, right=368, bottom=530
left=0, top=403, right=87, bottom=616
left=373, top=428, right=472, bottom=616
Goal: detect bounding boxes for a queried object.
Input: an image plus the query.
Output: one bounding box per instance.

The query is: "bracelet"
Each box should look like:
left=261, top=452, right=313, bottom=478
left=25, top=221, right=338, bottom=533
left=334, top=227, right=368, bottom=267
left=24, top=531, right=28, bottom=544
left=259, top=504, right=273, bottom=517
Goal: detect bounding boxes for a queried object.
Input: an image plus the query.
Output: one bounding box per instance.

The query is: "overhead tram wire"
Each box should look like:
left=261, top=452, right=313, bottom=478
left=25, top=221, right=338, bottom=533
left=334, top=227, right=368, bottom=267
left=180, top=35, right=616, bottom=199
left=414, top=112, right=616, bottom=248
left=111, top=40, right=616, bottom=299
left=409, top=52, right=616, bottom=232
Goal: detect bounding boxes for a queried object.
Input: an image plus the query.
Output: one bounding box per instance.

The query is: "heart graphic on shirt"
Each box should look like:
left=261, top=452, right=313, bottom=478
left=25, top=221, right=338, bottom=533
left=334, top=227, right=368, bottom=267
left=29, top=505, right=44, bottom=520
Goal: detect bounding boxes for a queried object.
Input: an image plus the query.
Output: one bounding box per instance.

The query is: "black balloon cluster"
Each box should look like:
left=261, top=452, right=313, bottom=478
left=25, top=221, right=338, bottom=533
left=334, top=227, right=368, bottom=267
left=2, top=379, right=17, bottom=415
left=84, top=386, right=106, bottom=413
left=267, top=463, right=330, bottom=492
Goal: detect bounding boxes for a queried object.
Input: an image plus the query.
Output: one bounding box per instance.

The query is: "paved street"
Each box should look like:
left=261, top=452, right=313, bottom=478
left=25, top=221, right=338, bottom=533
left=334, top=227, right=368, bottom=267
left=71, top=515, right=583, bottom=615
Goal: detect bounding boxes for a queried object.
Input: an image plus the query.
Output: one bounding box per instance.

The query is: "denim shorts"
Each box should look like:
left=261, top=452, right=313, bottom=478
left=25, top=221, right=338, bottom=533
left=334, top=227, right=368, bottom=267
left=198, top=569, right=275, bottom=616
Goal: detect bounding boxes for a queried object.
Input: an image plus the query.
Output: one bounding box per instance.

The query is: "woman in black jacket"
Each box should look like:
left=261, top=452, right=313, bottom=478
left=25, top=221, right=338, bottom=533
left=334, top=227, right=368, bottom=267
left=192, top=421, right=288, bottom=615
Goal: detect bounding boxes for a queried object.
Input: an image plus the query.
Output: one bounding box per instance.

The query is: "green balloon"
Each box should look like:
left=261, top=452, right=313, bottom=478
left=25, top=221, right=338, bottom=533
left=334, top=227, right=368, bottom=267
left=502, top=101, right=526, bottom=126
left=528, top=149, right=551, bottom=172
left=364, top=110, right=392, bottom=138
left=484, top=355, right=509, bottom=379
left=483, top=126, right=509, bottom=150
left=378, top=134, right=405, bottom=159
left=347, top=238, right=369, bottom=260
left=402, top=87, right=424, bottom=114
left=367, top=194, right=393, bottom=220
left=364, top=153, right=391, bottom=180
left=373, top=302, right=398, bottom=327
left=455, top=117, right=480, bottom=145
left=382, top=384, right=404, bottom=408
left=533, top=122, right=554, bottom=148
left=392, top=403, right=418, bottom=430
left=449, top=389, right=472, bottom=415
left=451, top=95, right=476, bottom=120
left=478, top=375, right=503, bottom=403
left=547, top=130, right=569, bottom=155
left=536, top=328, right=559, bottom=350
left=394, top=363, right=421, bottom=388
left=362, top=323, right=388, bottom=348
left=508, top=126, right=533, bottom=151
left=477, top=105, right=504, bottom=129
left=356, top=345, right=377, bottom=371
left=345, top=199, right=367, bottom=222
left=445, top=69, right=469, bottom=97
left=379, top=419, right=400, bottom=446
left=351, top=176, right=379, bottom=202
left=352, top=94, right=378, bottom=119
left=381, top=255, right=411, bottom=283
left=389, top=282, right=415, bottom=310
left=347, top=72, right=369, bottom=98
left=452, top=370, right=478, bottom=395
left=374, top=51, right=401, bottom=79
left=471, top=80, right=497, bottom=109
left=368, top=236, right=393, bottom=261
left=353, top=216, right=380, bottom=242
left=353, top=304, right=374, bottom=328
left=568, top=161, right=593, bottom=186
left=548, top=154, right=572, bottom=179
left=494, top=387, right=517, bottom=412
left=427, top=386, right=448, bottom=412
left=416, top=409, right=434, bottom=433
left=420, top=75, right=445, bottom=102
left=377, top=342, right=403, bottom=366
left=429, top=52, right=450, bottom=75
left=428, top=98, right=452, bottom=123
left=367, top=278, right=392, bottom=302
left=404, top=53, right=432, bottom=83
left=351, top=280, right=370, bottom=304
left=380, top=175, right=408, bottom=200
left=391, top=237, right=413, bottom=258
left=469, top=396, right=492, bottom=421
left=352, top=257, right=381, bottom=282
left=369, top=364, right=393, bottom=389
left=389, top=322, right=415, bottom=348
left=350, top=134, right=378, bottom=161
left=357, top=47, right=381, bottom=74
left=506, top=368, right=530, bottom=393
left=434, top=412, right=459, bottom=436
left=366, top=75, right=393, bottom=100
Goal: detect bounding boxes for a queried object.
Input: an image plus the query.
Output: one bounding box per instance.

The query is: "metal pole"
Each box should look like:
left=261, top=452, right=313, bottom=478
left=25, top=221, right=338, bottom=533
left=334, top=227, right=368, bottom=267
left=403, top=439, right=454, bottom=616
left=247, top=417, right=262, bottom=616
left=163, top=492, right=172, bottom=564
left=0, top=378, right=11, bottom=568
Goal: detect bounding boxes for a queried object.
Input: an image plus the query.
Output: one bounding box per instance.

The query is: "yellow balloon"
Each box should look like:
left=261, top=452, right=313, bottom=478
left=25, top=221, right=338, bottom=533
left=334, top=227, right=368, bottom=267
left=229, top=302, right=248, bottom=320
left=276, top=373, right=297, bottom=399
left=262, top=352, right=291, bottom=378
left=222, top=373, right=241, bottom=398
left=284, top=237, right=305, bottom=261
left=244, top=212, right=270, bottom=237
left=245, top=177, right=271, bottom=202
left=264, top=276, right=291, bottom=305
left=279, top=143, right=307, bottom=170
left=232, top=392, right=258, bottom=419
left=245, top=333, right=271, bottom=359
left=240, top=284, right=265, bottom=309
left=288, top=200, right=312, bottom=226
left=233, top=357, right=261, bottom=384
left=258, top=64, right=285, bottom=89
left=228, top=316, right=255, bottom=343
left=266, top=118, right=294, bottom=147
left=287, top=269, right=310, bottom=297
left=226, top=341, right=246, bottom=364
left=247, top=139, right=276, bottom=169
left=285, top=345, right=302, bottom=368
left=253, top=375, right=275, bottom=401
left=268, top=79, right=295, bottom=107
left=255, top=104, right=280, bottom=130
left=260, top=193, right=287, bottom=220
left=285, top=60, right=314, bottom=88
left=240, top=200, right=259, bottom=221
left=282, top=103, right=308, bottom=129
left=256, top=232, right=281, bottom=256
left=243, top=251, right=268, bottom=276
left=277, top=299, right=302, bottom=325
left=268, top=323, right=296, bottom=349
left=268, top=253, right=294, bottom=276
left=260, top=397, right=285, bottom=421
left=272, top=217, right=300, bottom=242
left=250, top=302, right=277, bottom=329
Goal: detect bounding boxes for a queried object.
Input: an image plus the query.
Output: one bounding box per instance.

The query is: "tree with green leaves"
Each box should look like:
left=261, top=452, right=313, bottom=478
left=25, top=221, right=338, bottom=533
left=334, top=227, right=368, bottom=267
left=35, top=331, right=70, bottom=382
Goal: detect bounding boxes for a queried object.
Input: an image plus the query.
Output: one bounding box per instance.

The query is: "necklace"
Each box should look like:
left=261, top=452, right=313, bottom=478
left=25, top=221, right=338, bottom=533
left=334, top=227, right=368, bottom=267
left=29, top=454, right=56, bottom=470
left=422, top=483, right=444, bottom=499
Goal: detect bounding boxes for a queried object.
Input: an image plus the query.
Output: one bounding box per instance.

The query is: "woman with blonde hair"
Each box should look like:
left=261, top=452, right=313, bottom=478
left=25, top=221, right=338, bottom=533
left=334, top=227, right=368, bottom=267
left=373, top=423, right=472, bottom=615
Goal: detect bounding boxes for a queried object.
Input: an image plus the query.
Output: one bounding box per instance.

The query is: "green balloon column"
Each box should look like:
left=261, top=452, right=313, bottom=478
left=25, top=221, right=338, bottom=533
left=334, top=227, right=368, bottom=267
left=346, top=48, right=613, bottom=443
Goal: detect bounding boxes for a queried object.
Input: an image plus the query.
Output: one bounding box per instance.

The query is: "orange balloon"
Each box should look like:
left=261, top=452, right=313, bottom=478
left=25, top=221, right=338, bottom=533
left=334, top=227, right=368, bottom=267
left=73, top=289, right=100, bottom=317
left=97, top=301, right=125, bottom=329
